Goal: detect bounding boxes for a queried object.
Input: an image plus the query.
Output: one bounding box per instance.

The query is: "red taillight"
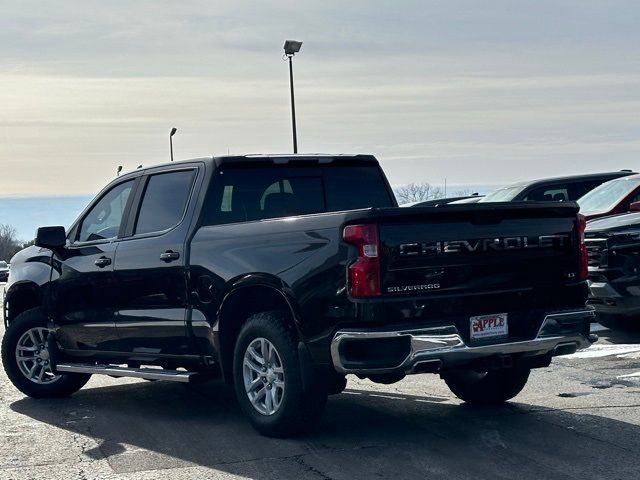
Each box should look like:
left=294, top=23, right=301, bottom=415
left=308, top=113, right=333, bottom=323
left=578, top=214, right=588, bottom=280
left=343, top=224, right=381, bottom=297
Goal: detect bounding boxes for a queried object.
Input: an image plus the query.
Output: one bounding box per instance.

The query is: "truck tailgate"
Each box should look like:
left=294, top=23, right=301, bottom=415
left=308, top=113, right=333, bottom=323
left=375, top=203, right=581, bottom=297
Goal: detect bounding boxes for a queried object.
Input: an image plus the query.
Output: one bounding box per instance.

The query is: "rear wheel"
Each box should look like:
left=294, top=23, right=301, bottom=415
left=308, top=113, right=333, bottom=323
left=442, top=367, right=531, bottom=405
left=233, top=311, right=327, bottom=437
left=325, top=372, right=347, bottom=395
left=2, top=308, right=91, bottom=398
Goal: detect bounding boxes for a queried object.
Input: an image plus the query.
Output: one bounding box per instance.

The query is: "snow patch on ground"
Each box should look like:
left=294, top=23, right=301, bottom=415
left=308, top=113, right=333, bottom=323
left=563, top=344, right=640, bottom=359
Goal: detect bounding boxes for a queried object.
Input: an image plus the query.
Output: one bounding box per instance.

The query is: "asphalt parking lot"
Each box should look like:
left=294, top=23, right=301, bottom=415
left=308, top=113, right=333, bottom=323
left=1, top=307, right=639, bottom=480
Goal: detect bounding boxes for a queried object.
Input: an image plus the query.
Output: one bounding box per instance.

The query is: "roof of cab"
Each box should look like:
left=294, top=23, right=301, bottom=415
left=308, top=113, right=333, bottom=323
left=216, top=153, right=378, bottom=165
left=120, top=154, right=378, bottom=177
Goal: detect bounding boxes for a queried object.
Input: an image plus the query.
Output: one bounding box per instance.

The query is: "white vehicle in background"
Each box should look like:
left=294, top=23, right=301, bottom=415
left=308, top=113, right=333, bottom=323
left=0, top=261, right=8, bottom=304
left=448, top=196, right=484, bottom=204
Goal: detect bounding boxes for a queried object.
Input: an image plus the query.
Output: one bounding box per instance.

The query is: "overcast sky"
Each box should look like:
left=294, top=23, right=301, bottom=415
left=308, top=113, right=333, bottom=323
left=1, top=0, right=639, bottom=196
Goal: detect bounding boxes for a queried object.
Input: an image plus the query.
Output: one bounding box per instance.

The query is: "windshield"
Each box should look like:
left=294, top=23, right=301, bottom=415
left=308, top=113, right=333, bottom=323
left=578, top=177, right=640, bottom=214
left=478, top=186, right=524, bottom=202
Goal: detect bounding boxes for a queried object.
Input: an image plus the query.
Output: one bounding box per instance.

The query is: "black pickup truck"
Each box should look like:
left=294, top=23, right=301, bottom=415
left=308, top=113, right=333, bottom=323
left=2, top=154, right=594, bottom=437
left=586, top=212, right=640, bottom=331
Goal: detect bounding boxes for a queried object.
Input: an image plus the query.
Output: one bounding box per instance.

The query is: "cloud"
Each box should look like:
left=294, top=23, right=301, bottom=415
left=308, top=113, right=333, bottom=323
left=0, top=1, right=639, bottom=195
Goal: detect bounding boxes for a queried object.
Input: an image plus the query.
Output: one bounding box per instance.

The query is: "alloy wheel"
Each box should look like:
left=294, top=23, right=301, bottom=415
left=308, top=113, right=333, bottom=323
left=15, top=327, right=61, bottom=384
left=242, top=337, right=285, bottom=415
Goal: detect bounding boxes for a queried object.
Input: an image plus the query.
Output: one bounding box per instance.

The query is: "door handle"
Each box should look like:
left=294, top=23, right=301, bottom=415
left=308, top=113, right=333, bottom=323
left=94, top=256, right=112, bottom=268
left=160, top=250, right=180, bottom=262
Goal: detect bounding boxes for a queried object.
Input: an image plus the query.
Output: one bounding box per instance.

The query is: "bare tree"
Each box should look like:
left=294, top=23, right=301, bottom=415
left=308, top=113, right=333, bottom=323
left=394, top=183, right=444, bottom=204
left=0, top=224, right=22, bottom=261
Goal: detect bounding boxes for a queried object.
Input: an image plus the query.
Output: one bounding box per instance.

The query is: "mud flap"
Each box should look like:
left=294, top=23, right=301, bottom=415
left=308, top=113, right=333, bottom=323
left=46, top=329, right=62, bottom=375
left=297, top=341, right=317, bottom=393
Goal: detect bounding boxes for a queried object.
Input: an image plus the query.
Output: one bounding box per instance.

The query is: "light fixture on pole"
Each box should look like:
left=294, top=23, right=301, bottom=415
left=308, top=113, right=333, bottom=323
left=283, top=40, right=302, bottom=154
left=169, top=127, right=177, bottom=162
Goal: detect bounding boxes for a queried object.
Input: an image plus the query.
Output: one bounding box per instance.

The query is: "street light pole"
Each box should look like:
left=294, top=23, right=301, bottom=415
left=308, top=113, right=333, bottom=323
left=169, top=127, right=177, bottom=162
left=283, top=40, right=302, bottom=154
left=288, top=55, right=298, bottom=154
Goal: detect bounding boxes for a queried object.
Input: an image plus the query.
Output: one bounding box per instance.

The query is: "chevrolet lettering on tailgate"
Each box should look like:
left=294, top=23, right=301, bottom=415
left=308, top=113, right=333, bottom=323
left=398, top=234, right=570, bottom=256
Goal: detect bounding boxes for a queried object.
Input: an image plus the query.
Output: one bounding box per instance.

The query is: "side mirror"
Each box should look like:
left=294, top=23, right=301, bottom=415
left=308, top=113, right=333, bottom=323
left=35, top=226, right=67, bottom=251
left=630, top=201, right=640, bottom=212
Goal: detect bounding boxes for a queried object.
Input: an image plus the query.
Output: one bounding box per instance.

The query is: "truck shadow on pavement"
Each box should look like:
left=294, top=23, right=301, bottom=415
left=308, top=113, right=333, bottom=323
left=601, top=328, right=640, bottom=345
left=10, top=379, right=640, bottom=480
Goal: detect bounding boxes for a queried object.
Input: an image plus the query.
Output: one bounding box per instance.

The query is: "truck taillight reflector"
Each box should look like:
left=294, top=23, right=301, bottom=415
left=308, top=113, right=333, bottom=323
left=343, top=224, right=381, bottom=297
left=578, top=214, right=588, bottom=280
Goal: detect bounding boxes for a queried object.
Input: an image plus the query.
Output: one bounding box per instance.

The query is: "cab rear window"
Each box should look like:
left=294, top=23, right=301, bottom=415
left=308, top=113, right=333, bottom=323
left=203, top=165, right=393, bottom=225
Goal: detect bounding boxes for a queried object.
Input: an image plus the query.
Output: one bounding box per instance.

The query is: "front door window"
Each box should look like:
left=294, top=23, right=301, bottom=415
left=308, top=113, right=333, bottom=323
left=77, top=180, right=134, bottom=243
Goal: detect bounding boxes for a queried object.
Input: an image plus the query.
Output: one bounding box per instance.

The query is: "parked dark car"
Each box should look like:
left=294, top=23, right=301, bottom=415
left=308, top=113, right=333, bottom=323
left=0, top=261, right=9, bottom=282
left=2, top=154, right=594, bottom=437
left=586, top=212, right=640, bottom=331
left=578, top=174, right=640, bottom=220
left=479, top=171, right=635, bottom=204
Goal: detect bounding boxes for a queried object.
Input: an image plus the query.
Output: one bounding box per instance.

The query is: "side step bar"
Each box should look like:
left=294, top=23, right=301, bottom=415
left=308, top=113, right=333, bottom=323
left=56, top=363, right=198, bottom=383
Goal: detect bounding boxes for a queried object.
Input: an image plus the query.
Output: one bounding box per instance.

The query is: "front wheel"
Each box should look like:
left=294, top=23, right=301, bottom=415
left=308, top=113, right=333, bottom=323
left=442, top=367, right=531, bottom=405
left=233, top=311, right=327, bottom=437
left=1, top=308, right=91, bottom=398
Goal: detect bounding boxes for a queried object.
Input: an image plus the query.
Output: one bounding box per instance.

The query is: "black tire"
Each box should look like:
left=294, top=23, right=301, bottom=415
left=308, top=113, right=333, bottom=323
left=233, top=311, right=327, bottom=437
left=442, top=367, right=531, bottom=405
left=325, top=372, right=348, bottom=395
left=2, top=308, right=91, bottom=398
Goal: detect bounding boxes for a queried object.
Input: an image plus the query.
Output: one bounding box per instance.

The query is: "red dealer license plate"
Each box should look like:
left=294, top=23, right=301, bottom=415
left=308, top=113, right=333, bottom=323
left=470, top=313, right=508, bottom=341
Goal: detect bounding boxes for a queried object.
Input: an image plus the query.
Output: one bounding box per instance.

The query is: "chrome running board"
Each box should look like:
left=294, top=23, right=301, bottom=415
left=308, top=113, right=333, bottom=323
left=56, top=363, right=197, bottom=383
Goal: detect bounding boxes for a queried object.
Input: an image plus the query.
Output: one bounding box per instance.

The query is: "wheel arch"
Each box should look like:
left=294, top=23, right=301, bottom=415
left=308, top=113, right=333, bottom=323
left=4, top=281, right=43, bottom=328
left=217, top=280, right=301, bottom=383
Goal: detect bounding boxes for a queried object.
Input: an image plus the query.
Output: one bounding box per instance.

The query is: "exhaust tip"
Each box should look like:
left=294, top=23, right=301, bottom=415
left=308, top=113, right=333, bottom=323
left=553, top=343, right=577, bottom=356
left=412, top=360, right=442, bottom=374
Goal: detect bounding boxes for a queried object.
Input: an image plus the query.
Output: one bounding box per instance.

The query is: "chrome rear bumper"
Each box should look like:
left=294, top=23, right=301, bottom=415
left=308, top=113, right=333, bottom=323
left=330, top=310, right=595, bottom=375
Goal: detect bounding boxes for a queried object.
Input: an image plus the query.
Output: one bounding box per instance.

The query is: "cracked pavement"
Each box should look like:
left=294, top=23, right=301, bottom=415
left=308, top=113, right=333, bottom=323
left=1, top=321, right=639, bottom=480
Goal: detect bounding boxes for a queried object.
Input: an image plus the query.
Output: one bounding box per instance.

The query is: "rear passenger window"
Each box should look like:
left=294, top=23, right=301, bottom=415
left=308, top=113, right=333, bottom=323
left=135, top=170, right=195, bottom=235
